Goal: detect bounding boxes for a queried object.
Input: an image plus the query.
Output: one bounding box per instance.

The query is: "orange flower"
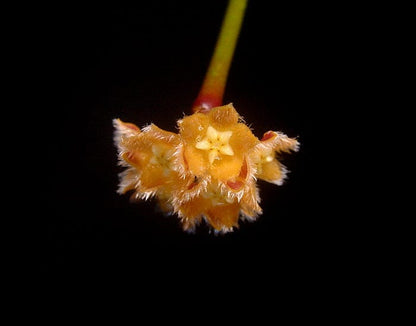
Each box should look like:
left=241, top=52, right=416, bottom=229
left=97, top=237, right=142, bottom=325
left=114, top=104, right=299, bottom=233
left=113, top=119, right=186, bottom=200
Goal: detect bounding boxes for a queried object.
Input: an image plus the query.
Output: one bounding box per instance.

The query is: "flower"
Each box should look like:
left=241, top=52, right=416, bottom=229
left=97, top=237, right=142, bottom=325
left=114, top=103, right=299, bottom=233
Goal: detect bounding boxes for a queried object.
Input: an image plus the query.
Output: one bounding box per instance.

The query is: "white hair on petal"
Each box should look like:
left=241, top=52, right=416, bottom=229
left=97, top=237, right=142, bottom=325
left=116, top=167, right=140, bottom=194
left=244, top=155, right=258, bottom=177
left=113, top=118, right=140, bottom=147
left=179, top=215, right=202, bottom=234
left=141, top=123, right=179, bottom=144
left=240, top=211, right=258, bottom=222
left=271, top=163, right=289, bottom=186
left=273, top=132, right=300, bottom=152
left=140, top=124, right=153, bottom=133
left=201, top=216, right=235, bottom=235
left=115, top=150, right=131, bottom=167
left=171, top=143, right=188, bottom=177
left=139, top=190, right=156, bottom=201
left=219, top=182, right=244, bottom=203
left=172, top=176, right=211, bottom=207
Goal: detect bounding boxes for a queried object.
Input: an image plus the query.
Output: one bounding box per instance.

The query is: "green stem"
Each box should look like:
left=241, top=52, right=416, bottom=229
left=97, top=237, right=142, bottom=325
left=192, top=0, right=248, bottom=113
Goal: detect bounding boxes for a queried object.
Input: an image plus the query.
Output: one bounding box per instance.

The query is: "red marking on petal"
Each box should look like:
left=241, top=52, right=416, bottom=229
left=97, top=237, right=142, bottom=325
left=123, top=122, right=140, bottom=131
left=124, top=151, right=140, bottom=165
left=182, top=151, right=189, bottom=169
left=261, top=131, right=276, bottom=141
left=187, top=182, right=197, bottom=190
left=126, top=151, right=135, bottom=160
left=239, top=160, right=248, bottom=179
left=227, top=180, right=244, bottom=190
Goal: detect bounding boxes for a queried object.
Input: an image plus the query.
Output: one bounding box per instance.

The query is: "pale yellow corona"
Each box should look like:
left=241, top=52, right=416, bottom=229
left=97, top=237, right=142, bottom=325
left=195, top=126, right=234, bottom=164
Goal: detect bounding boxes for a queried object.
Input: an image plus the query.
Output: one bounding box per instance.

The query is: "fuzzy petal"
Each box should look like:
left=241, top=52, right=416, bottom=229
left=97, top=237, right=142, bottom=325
left=205, top=202, right=240, bottom=231
left=178, top=113, right=210, bottom=145
left=208, top=103, right=239, bottom=127
left=114, top=103, right=298, bottom=234
left=184, top=146, right=209, bottom=176
left=240, top=183, right=262, bottom=219
left=261, top=131, right=299, bottom=153
left=229, top=124, right=259, bottom=157
left=139, top=165, right=171, bottom=190
left=257, top=159, right=286, bottom=185
left=210, top=155, right=243, bottom=180
left=113, top=118, right=141, bottom=146
left=177, top=196, right=209, bottom=220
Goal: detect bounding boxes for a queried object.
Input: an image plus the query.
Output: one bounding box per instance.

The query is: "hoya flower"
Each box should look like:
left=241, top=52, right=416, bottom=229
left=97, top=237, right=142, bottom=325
left=113, top=0, right=299, bottom=233
left=114, top=104, right=299, bottom=233
left=113, top=119, right=184, bottom=201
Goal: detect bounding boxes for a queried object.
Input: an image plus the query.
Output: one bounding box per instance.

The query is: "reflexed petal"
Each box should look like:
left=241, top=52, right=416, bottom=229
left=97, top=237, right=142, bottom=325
left=113, top=118, right=141, bottom=146
left=261, top=130, right=299, bottom=153
left=205, top=202, right=240, bottom=231
left=240, top=183, right=262, bottom=219
left=257, top=159, right=285, bottom=185
left=121, top=150, right=148, bottom=168
left=117, top=167, right=140, bottom=194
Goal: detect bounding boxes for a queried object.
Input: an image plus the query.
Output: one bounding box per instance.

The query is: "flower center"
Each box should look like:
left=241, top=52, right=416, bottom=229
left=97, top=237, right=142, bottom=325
left=149, top=145, right=172, bottom=175
left=195, top=126, right=234, bottom=164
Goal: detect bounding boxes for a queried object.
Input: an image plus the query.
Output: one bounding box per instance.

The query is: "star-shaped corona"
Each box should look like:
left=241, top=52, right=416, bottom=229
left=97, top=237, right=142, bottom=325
left=114, top=103, right=299, bottom=233
left=195, top=126, right=234, bottom=164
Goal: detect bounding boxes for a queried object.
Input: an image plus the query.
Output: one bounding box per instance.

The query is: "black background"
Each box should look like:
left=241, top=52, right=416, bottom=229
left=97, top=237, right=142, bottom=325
left=37, top=1, right=352, bottom=281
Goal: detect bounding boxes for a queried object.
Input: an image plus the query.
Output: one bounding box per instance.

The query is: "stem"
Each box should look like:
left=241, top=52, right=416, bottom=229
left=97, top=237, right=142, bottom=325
left=192, top=0, right=248, bottom=113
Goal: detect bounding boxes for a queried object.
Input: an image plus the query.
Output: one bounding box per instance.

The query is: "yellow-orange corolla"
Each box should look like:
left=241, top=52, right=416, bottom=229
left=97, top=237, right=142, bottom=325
left=114, top=103, right=299, bottom=233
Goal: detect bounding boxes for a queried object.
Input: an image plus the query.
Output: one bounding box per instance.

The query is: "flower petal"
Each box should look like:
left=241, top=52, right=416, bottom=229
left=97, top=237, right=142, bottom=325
left=229, top=124, right=259, bottom=158
left=261, top=131, right=299, bottom=153
left=117, top=167, right=140, bottom=194
left=257, top=159, right=286, bottom=185
left=208, top=103, right=239, bottom=127
left=176, top=196, right=209, bottom=220
left=210, top=155, right=242, bottom=180
left=113, top=118, right=141, bottom=146
left=240, top=183, right=262, bottom=219
left=178, top=113, right=209, bottom=145
left=205, top=202, right=240, bottom=231
left=184, top=146, right=209, bottom=176
left=140, top=165, right=170, bottom=190
left=121, top=150, right=148, bottom=168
